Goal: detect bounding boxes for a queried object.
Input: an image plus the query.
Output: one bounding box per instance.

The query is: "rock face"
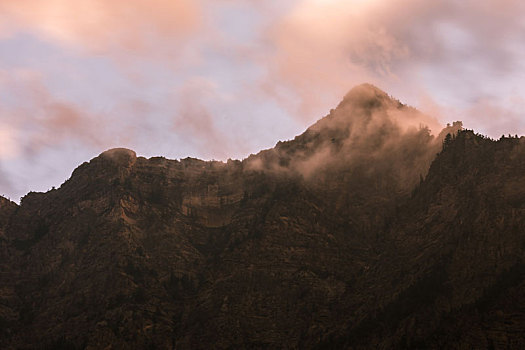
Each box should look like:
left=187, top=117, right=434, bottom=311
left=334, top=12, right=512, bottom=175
left=1, top=84, right=524, bottom=349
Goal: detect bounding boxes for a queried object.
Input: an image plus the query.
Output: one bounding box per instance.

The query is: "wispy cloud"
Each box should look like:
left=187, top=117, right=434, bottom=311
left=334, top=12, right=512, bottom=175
left=172, top=78, right=233, bottom=159
left=0, top=69, right=106, bottom=157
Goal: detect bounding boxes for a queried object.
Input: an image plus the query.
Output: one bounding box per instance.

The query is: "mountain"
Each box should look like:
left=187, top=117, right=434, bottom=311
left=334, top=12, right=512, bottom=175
left=1, top=84, right=524, bottom=349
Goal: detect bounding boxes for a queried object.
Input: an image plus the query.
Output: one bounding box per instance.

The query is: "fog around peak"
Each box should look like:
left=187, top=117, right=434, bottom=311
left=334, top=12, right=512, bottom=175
left=247, top=85, right=456, bottom=193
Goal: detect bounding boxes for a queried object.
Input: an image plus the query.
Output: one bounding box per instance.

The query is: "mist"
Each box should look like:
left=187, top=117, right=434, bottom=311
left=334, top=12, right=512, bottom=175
left=247, top=84, right=462, bottom=195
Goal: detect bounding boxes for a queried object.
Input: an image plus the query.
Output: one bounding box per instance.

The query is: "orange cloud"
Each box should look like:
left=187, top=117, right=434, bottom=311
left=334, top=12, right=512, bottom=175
left=261, top=0, right=413, bottom=120
left=0, top=0, right=202, bottom=52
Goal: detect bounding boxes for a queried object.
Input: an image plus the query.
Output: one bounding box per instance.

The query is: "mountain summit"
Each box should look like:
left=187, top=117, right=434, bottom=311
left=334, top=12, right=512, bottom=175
left=342, top=82, right=391, bottom=104
left=2, top=85, right=524, bottom=349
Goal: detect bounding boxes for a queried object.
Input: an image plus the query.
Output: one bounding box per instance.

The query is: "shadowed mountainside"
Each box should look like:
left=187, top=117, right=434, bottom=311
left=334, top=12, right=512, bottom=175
left=1, top=84, right=524, bottom=349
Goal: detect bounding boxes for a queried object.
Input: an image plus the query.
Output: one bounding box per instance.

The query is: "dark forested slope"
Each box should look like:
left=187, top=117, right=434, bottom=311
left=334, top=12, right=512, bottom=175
left=1, top=85, right=524, bottom=349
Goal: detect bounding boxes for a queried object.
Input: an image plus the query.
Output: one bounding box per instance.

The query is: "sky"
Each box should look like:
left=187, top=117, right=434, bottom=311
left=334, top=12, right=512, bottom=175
left=1, top=0, right=525, bottom=201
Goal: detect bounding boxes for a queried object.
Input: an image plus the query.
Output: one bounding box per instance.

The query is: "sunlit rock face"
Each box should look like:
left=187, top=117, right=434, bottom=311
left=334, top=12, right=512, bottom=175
left=100, top=148, right=137, bottom=167
left=2, top=85, right=525, bottom=349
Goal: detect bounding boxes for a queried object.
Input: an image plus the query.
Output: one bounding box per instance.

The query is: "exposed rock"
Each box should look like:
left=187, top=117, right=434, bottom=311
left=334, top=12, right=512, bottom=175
left=100, top=148, right=137, bottom=167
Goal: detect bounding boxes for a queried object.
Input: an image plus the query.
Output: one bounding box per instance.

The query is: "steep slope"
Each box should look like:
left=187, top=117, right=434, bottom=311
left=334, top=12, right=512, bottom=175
left=2, top=84, right=524, bottom=349
left=319, top=131, right=525, bottom=349
left=390, top=132, right=525, bottom=349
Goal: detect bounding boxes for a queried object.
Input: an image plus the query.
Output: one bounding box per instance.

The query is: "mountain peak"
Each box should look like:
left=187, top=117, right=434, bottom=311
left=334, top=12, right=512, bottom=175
left=343, top=83, right=391, bottom=102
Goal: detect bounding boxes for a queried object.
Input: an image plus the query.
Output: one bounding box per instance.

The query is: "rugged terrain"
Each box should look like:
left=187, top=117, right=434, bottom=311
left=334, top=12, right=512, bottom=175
left=1, top=84, right=525, bottom=349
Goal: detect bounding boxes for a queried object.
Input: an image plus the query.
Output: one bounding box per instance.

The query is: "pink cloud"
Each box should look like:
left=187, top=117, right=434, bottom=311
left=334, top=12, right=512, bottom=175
left=0, top=69, right=107, bottom=157
left=172, top=78, right=233, bottom=159
left=0, top=0, right=202, bottom=52
left=0, top=123, right=19, bottom=159
left=259, top=0, right=525, bottom=136
left=465, top=96, right=525, bottom=137
left=2, top=0, right=525, bottom=203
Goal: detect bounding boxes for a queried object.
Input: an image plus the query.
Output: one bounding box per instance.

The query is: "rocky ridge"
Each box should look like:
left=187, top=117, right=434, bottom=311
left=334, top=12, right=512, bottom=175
left=0, top=84, right=524, bottom=349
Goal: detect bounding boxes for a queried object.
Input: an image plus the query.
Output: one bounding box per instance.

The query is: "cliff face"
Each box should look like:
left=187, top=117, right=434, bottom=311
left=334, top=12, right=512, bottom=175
left=1, top=84, right=524, bottom=349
